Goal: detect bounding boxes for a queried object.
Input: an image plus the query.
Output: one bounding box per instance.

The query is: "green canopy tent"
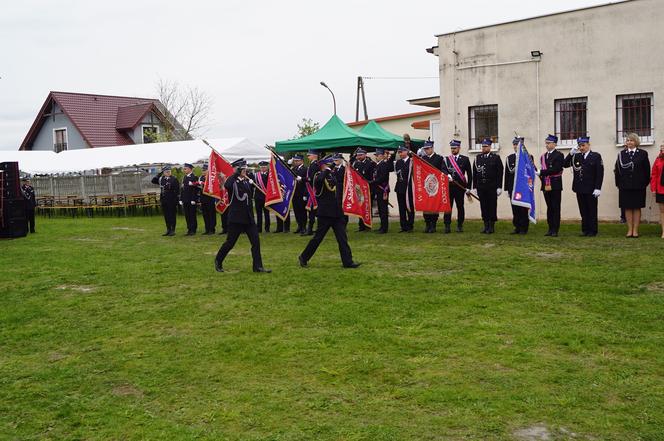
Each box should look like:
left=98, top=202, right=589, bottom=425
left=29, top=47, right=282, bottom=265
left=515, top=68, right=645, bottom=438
left=358, top=120, right=425, bottom=149
left=274, top=115, right=397, bottom=153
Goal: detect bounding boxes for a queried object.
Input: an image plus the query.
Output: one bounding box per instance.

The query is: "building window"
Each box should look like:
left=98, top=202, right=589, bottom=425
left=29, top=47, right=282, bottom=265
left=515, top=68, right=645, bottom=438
left=468, top=105, right=498, bottom=150
left=53, top=128, right=68, bottom=153
left=142, top=125, right=160, bottom=143
left=555, top=97, right=587, bottom=147
left=616, top=93, right=654, bottom=144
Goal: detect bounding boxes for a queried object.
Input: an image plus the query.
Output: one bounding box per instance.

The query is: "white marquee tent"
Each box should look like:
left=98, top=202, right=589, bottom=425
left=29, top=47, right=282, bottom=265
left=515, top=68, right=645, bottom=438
left=0, top=138, right=269, bottom=175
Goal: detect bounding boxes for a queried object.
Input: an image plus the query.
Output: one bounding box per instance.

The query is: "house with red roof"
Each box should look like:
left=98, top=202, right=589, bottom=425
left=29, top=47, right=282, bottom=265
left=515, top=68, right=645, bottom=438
left=20, top=92, right=189, bottom=152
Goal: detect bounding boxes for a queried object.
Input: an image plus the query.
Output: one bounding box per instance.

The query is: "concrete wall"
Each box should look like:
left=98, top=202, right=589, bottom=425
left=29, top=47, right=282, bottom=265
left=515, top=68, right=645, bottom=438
left=437, top=0, right=663, bottom=222
left=31, top=102, right=88, bottom=151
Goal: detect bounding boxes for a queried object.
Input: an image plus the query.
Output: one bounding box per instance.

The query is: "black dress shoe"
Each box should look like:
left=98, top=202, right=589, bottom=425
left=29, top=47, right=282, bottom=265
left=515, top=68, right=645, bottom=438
left=298, top=255, right=308, bottom=268
left=166, top=231, right=175, bottom=236
left=398, top=229, right=407, bottom=233
left=162, top=231, right=170, bottom=236
left=510, top=230, right=520, bottom=235
left=376, top=230, right=387, bottom=234
left=214, top=260, right=224, bottom=272
left=550, top=232, right=558, bottom=237
left=544, top=231, right=552, bottom=236
left=456, top=225, right=463, bottom=233
left=253, top=267, right=272, bottom=273
left=444, top=225, right=451, bottom=234
left=343, top=262, right=361, bottom=269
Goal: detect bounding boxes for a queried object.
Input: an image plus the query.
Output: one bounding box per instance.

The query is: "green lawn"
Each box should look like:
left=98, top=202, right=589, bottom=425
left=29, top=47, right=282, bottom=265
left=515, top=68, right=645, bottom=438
left=1, top=215, right=663, bottom=440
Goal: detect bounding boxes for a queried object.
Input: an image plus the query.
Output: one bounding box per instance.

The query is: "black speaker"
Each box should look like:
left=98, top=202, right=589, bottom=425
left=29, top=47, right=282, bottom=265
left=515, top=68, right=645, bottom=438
left=0, top=162, right=27, bottom=239
left=1, top=162, right=21, bottom=199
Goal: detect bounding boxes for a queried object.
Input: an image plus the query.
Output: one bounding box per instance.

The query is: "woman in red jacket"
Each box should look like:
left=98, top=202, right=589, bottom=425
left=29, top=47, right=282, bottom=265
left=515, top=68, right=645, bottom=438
left=651, top=144, right=664, bottom=238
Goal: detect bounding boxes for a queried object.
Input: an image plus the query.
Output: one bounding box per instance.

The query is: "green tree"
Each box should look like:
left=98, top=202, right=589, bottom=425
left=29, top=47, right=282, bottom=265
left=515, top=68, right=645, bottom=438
left=295, top=118, right=320, bottom=139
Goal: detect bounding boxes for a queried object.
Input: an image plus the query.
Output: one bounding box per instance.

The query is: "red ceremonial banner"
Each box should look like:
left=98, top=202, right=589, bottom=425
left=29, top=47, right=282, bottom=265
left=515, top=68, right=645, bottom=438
left=264, top=154, right=283, bottom=206
left=204, top=150, right=235, bottom=214
left=342, top=165, right=372, bottom=228
left=412, top=155, right=451, bottom=213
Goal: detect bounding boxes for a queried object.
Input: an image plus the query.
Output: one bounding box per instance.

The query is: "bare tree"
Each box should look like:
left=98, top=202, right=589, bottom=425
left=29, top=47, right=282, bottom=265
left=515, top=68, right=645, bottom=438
left=154, top=79, right=213, bottom=141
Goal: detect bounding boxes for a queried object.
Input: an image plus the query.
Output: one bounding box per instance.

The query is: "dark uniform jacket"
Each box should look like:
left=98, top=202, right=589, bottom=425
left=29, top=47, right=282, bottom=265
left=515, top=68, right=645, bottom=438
left=614, top=149, right=651, bottom=190
left=370, top=156, right=395, bottom=192
left=180, top=172, right=200, bottom=203
left=564, top=151, right=604, bottom=194
left=504, top=153, right=534, bottom=194
left=333, top=164, right=346, bottom=184
left=198, top=175, right=216, bottom=203
left=443, top=154, right=472, bottom=188
left=292, top=164, right=307, bottom=197
left=314, top=168, right=343, bottom=218
left=251, top=171, right=269, bottom=202
left=21, top=185, right=36, bottom=210
left=151, top=174, right=180, bottom=202
left=224, top=173, right=255, bottom=225
left=539, top=149, right=565, bottom=191
left=473, top=153, right=504, bottom=190
left=423, top=152, right=444, bottom=171
left=394, top=157, right=413, bottom=194
left=351, top=157, right=376, bottom=183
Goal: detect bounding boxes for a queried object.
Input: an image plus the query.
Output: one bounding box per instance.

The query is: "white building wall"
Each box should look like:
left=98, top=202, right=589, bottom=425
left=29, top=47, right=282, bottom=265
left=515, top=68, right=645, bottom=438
left=437, top=0, right=663, bottom=222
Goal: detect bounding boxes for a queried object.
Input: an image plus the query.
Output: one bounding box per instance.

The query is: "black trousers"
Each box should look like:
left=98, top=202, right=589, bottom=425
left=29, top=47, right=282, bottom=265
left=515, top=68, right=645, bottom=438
left=543, top=190, right=561, bottom=233
left=276, top=212, right=291, bottom=232
left=216, top=223, right=264, bottom=270
left=423, top=213, right=439, bottom=227
left=255, top=199, right=270, bottom=232
left=300, top=216, right=353, bottom=266
left=576, top=193, right=598, bottom=235
left=183, top=202, right=198, bottom=233
left=510, top=203, right=530, bottom=232
left=396, top=191, right=414, bottom=231
left=25, top=208, right=35, bottom=233
left=221, top=211, right=228, bottom=233
left=161, top=199, right=177, bottom=231
left=444, top=186, right=466, bottom=226
left=201, top=200, right=217, bottom=233
left=293, top=194, right=307, bottom=230
left=477, top=188, right=498, bottom=222
left=307, top=208, right=317, bottom=231
left=376, top=191, right=389, bottom=232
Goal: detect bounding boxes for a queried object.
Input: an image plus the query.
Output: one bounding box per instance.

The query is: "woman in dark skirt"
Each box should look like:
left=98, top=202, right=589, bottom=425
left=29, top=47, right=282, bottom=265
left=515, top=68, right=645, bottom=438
left=650, top=144, right=664, bottom=238
left=614, top=133, right=651, bottom=238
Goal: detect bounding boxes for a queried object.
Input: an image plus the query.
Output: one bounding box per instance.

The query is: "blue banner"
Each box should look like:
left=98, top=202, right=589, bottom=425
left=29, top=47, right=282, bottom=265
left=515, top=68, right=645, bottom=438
left=511, top=140, right=537, bottom=223
left=265, top=155, right=295, bottom=220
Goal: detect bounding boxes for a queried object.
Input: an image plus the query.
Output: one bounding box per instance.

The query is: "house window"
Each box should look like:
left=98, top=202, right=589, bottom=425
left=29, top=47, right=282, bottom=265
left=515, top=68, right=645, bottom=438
left=53, top=128, right=68, bottom=153
left=142, top=125, right=160, bottom=143
left=555, top=97, right=587, bottom=147
left=616, top=93, right=654, bottom=144
left=468, top=105, right=498, bottom=150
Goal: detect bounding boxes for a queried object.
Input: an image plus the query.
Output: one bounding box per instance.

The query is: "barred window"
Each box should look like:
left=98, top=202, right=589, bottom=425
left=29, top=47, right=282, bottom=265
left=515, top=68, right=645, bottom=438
left=616, top=93, right=654, bottom=144
left=555, top=97, right=587, bottom=146
left=468, top=105, right=498, bottom=150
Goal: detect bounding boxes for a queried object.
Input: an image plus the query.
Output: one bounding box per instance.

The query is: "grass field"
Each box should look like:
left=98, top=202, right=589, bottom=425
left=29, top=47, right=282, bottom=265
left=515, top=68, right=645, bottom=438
left=1, top=215, right=663, bottom=440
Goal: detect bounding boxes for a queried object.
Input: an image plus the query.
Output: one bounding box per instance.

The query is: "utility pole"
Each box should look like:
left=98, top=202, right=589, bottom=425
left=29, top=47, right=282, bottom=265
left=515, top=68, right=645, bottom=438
left=355, top=76, right=368, bottom=122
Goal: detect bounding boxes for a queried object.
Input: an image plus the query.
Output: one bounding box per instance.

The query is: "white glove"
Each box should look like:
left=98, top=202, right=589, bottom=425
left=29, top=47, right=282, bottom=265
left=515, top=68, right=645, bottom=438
left=496, top=188, right=503, bottom=196
left=447, top=174, right=453, bottom=180
left=190, top=201, right=196, bottom=205
left=179, top=201, right=183, bottom=206
left=188, top=181, right=194, bottom=186
left=296, top=176, right=302, bottom=182
left=535, top=169, right=540, bottom=176
left=248, top=179, right=254, bottom=185
left=570, top=147, right=579, bottom=155
left=592, top=189, right=601, bottom=198
left=303, top=197, right=307, bottom=201
left=465, top=190, right=471, bottom=196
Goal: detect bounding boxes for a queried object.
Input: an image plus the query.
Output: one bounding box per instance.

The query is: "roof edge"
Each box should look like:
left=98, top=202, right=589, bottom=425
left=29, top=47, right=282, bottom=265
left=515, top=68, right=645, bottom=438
left=434, top=0, right=635, bottom=37
left=347, top=109, right=440, bottom=127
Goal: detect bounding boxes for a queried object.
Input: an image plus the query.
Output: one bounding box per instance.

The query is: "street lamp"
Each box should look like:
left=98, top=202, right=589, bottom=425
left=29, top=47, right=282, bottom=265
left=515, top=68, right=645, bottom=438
left=320, top=81, right=337, bottom=115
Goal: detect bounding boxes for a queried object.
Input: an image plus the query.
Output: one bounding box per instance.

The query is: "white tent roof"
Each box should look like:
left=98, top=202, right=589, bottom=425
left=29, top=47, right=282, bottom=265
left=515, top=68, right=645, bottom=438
left=0, top=138, right=268, bottom=174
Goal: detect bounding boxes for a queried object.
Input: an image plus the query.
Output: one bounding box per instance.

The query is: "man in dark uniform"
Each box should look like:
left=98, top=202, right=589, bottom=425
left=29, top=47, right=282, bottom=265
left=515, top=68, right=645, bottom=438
left=564, top=136, right=604, bottom=236
left=421, top=140, right=445, bottom=233
left=394, top=145, right=414, bottom=232
left=472, top=138, right=503, bottom=234
left=504, top=137, right=534, bottom=235
left=251, top=161, right=271, bottom=233
left=198, top=165, right=217, bottom=235
left=443, top=139, right=472, bottom=233
left=180, top=163, right=199, bottom=236
left=215, top=159, right=271, bottom=273
left=298, top=157, right=360, bottom=269
left=370, top=148, right=395, bottom=234
left=291, top=154, right=307, bottom=234
left=152, top=166, right=180, bottom=236
left=21, top=178, right=36, bottom=234
left=219, top=210, right=228, bottom=235
left=332, top=153, right=348, bottom=227
left=536, top=134, right=564, bottom=237
left=350, top=148, right=376, bottom=232
left=303, top=150, right=320, bottom=236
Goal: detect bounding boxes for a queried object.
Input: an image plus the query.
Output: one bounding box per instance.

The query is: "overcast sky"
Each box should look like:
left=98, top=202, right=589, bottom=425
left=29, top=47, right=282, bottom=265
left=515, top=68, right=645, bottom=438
left=0, top=0, right=614, bottom=150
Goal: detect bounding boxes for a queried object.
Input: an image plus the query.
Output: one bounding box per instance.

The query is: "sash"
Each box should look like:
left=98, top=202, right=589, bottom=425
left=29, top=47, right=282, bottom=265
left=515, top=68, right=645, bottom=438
left=305, top=182, right=318, bottom=211
left=540, top=152, right=562, bottom=191
left=447, top=155, right=467, bottom=185
left=255, top=173, right=267, bottom=195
